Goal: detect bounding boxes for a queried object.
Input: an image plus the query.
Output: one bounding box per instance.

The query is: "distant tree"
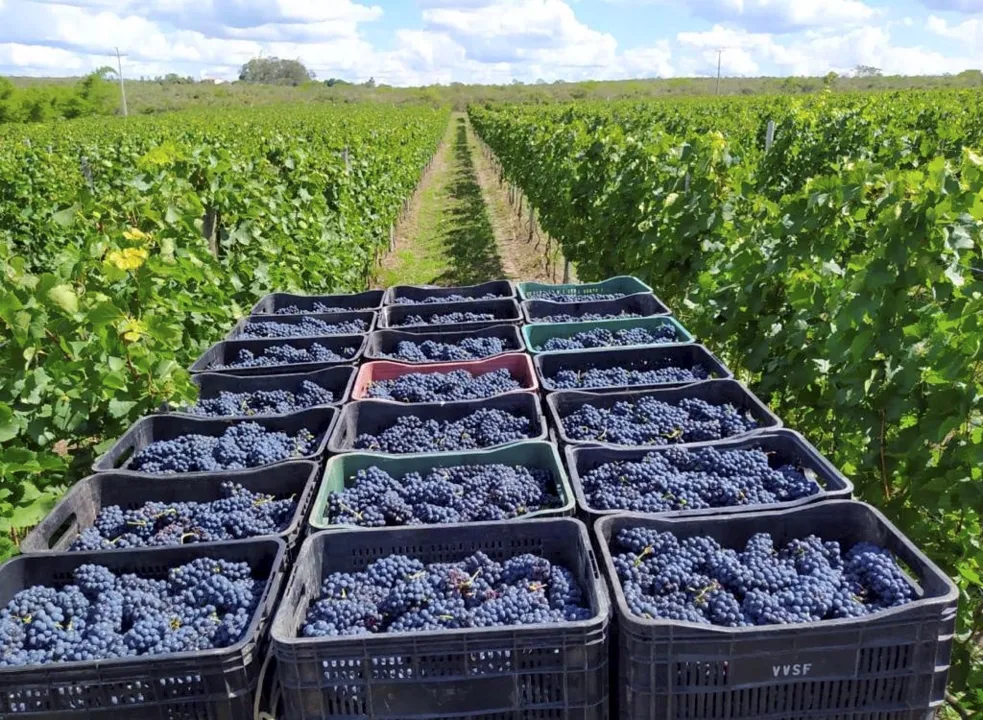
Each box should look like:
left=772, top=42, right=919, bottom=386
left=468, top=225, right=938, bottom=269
left=238, top=57, right=313, bottom=85
left=363, top=77, right=376, bottom=88
left=94, top=66, right=117, bottom=80
left=854, top=65, right=882, bottom=78
left=324, top=77, right=350, bottom=87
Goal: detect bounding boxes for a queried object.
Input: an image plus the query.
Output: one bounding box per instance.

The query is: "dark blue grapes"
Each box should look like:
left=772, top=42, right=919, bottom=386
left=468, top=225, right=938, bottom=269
left=611, top=527, right=915, bottom=627
left=186, top=381, right=334, bottom=417
left=537, top=311, right=643, bottom=323
left=69, top=483, right=298, bottom=550
left=215, top=343, right=356, bottom=369
left=541, top=325, right=678, bottom=352
left=365, top=368, right=521, bottom=403
left=276, top=303, right=368, bottom=315
left=326, top=463, right=559, bottom=526
left=548, top=363, right=709, bottom=389
left=384, top=337, right=507, bottom=362
left=393, top=293, right=499, bottom=305
left=354, top=408, right=532, bottom=453
left=129, top=422, right=316, bottom=474
left=562, top=396, right=759, bottom=446
left=301, top=552, right=590, bottom=636
left=528, top=291, right=627, bottom=303
left=398, top=312, right=497, bottom=327
left=236, top=316, right=367, bottom=339
left=0, top=559, right=263, bottom=666
left=582, top=446, right=819, bottom=513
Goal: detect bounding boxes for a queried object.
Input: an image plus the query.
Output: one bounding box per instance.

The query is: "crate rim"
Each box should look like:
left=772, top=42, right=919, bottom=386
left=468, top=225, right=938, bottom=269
left=379, top=297, right=522, bottom=330
left=226, top=309, right=378, bottom=342
left=168, top=366, right=357, bottom=420
left=91, top=407, right=337, bottom=476
left=521, top=294, right=672, bottom=323
left=535, top=343, right=733, bottom=392
left=0, top=537, right=287, bottom=675
left=250, top=289, right=385, bottom=315
left=364, top=323, right=526, bottom=364
left=311, top=439, right=576, bottom=530
left=272, top=517, right=611, bottom=648
left=189, top=333, right=368, bottom=375
left=523, top=315, right=694, bottom=356
left=564, top=428, right=855, bottom=520
left=546, top=378, right=782, bottom=448
left=383, top=279, right=516, bottom=306
left=594, top=500, right=960, bottom=636
left=21, top=461, right=320, bottom=555
left=326, top=392, right=548, bottom=455
left=516, top=275, right=654, bottom=302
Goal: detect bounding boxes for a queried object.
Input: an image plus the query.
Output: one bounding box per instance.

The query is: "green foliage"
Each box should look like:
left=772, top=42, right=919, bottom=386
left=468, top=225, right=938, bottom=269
left=0, top=102, right=447, bottom=549
left=471, top=89, right=983, bottom=714
left=0, top=72, right=117, bottom=124
left=238, top=57, right=313, bottom=85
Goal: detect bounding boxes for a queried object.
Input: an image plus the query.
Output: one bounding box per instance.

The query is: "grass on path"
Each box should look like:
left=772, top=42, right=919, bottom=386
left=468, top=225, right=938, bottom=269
left=376, top=116, right=505, bottom=287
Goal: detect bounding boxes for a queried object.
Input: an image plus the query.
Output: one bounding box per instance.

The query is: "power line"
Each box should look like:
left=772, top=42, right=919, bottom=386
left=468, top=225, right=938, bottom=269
left=115, top=47, right=128, bottom=117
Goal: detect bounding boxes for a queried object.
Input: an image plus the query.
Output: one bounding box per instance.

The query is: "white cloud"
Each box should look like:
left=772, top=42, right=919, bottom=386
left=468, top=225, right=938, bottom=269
left=927, top=15, right=983, bottom=51
left=918, top=0, right=983, bottom=11
left=676, top=23, right=978, bottom=77
left=604, top=0, right=877, bottom=33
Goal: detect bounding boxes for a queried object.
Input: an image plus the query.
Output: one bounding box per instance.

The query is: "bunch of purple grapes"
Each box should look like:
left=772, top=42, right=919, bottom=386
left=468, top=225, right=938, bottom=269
left=186, top=380, right=334, bottom=417
left=611, top=526, right=915, bottom=627
left=354, top=408, right=532, bottom=453
left=365, top=368, right=521, bottom=403
left=0, top=559, right=265, bottom=666
left=214, top=343, right=356, bottom=370
left=301, top=551, right=590, bottom=636
left=540, top=325, right=678, bottom=352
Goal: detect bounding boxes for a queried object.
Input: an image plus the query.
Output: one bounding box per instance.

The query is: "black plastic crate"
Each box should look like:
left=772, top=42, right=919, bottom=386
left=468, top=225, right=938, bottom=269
left=594, top=502, right=959, bottom=720
left=565, top=429, right=853, bottom=524
left=522, top=294, right=671, bottom=323
left=546, top=380, right=782, bottom=449
left=365, top=324, right=525, bottom=364
left=92, top=408, right=337, bottom=477
left=535, top=345, right=733, bottom=393
left=383, top=280, right=515, bottom=306
left=0, top=539, right=287, bottom=719
left=189, top=334, right=366, bottom=377
left=271, top=519, right=611, bottom=719
left=21, top=461, right=319, bottom=554
left=251, top=290, right=384, bottom=315
left=328, top=392, right=548, bottom=455
left=172, top=366, right=357, bottom=418
left=226, top=310, right=377, bottom=341
left=379, top=298, right=522, bottom=330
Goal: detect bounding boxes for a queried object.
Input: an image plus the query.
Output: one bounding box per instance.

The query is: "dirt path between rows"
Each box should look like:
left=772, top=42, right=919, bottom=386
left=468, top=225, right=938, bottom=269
left=376, top=113, right=564, bottom=286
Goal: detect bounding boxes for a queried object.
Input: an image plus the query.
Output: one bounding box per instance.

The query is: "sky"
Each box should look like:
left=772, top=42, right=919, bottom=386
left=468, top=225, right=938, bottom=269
left=0, top=0, right=981, bottom=86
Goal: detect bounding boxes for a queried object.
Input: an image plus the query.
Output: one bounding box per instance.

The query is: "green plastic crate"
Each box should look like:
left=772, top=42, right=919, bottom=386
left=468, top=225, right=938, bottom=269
left=516, top=275, right=653, bottom=302
left=309, top=441, right=575, bottom=531
left=523, top=316, right=694, bottom=355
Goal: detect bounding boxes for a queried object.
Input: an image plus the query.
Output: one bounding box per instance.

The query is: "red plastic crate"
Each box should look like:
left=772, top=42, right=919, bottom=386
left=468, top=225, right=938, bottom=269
left=351, top=353, right=539, bottom=401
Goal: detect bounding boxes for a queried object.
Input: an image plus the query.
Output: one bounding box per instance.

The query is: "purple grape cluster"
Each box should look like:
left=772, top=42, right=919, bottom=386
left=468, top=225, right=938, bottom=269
left=541, top=325, right=678, bottom=352
left=528, top=291, right=627, bottom=303
left=129, top=422, right=316, bottom=474
left=383, top=336, right=508, bottom=362
left=536, top=311, right=644, bottom=323
left=365, top=368, right=521, bottom=403
left=561, top=396, right=759, bottom=446
left=548, top=362, right=710, bottom=390
left=398, top=311, right=497, bottom=327
left=186, top=381, right=334, bottom=417
left=276, top=302, right=369, bottom=315
left=69, top=483, right=298, bottom=551
left=301, top=551, right=590, bottom=636
left=0, top=559, right=264, bottom=666
left=393, top=293, right=499, bottom=304
left=354, top=408, right=532, bottom=453
left=325, top=463, right=560, bottom=526
left=611, top=526, right=915, bottom=627
left=582, top=446, right=819, bottom=513
left=214, top=343, right=356, bottom=370
left=236, top=316, right=367, bottom=339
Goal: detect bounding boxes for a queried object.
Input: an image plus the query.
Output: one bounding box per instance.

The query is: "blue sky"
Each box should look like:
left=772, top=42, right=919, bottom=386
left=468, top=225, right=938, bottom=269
left=0, top=0, right=980, bottom=85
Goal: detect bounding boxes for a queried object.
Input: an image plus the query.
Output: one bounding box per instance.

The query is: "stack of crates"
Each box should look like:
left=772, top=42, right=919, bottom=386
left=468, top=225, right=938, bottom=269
left=2, top=276, right=957, bottom=720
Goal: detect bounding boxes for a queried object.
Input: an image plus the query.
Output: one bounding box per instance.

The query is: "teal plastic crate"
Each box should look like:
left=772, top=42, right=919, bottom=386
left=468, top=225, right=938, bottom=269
left=309, top=441, right=575, bottom=531
left=523, top=316, right=693, bottom=355
left=516, top=275, right=653, bottom=302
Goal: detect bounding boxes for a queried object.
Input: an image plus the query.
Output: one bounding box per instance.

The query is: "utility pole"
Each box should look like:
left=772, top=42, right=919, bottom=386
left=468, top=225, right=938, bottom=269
left=715, top=48, right=724, bottom=95
left=115, top=47, right=128, bottom=117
